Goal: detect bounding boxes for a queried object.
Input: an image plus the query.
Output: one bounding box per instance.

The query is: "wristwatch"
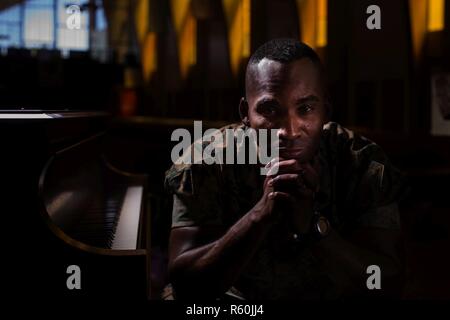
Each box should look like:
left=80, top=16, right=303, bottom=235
left=310, top=213, right=331, bottom=240
left=291, top=212, right=331, bottom=245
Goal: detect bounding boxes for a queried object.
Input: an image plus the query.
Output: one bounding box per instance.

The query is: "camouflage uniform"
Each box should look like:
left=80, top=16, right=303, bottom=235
left=164, top=122, right=407, bottom=300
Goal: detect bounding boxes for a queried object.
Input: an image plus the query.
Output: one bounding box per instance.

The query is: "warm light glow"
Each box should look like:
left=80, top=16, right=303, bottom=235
left=135, top=0, right=149, bottom=44
left=171, top=0, right=197, bottom=79
left=409, top=0, right=428, bottom=62
left=142, top=33, right=157, bottom=82
left=223, top=0, right=251, bottom=77
left=297, top=0, right=327, bottom=49
left=120, top=88, right=138, bottom=117
left=316, top=0, right=327, bottom=47
left=427, top=0, right=445, bottom=31
left=135, top=0, right=157, bottom=81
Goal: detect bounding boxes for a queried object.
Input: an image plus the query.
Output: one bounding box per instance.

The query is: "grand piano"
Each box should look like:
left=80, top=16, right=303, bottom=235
left=1, top=110, right=151, bottom=300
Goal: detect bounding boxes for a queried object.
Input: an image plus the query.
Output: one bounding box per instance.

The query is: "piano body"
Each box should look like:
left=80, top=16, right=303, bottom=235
left=1, top=111, right=151, bottom=300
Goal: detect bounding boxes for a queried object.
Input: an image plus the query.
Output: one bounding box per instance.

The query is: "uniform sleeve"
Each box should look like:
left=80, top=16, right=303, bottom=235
left=343, top=136, right=408, bottom=230
left=164, top=163, right=224, bottom=228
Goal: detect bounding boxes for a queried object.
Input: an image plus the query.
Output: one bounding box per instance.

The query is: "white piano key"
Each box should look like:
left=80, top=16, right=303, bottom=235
left=111, top=186, right=143, bottom=250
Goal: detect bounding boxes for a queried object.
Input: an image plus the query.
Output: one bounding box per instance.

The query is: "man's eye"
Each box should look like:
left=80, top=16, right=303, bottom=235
left=298, top=104, right=314, bottom=114
left=259, top=104, right=277, bottom=116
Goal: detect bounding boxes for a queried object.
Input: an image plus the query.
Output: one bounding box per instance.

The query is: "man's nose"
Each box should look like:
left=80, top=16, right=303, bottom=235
left=277, top=116, right=302, bottom=141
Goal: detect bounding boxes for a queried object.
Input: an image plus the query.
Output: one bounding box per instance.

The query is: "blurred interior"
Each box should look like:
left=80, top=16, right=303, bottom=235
left=1, top=0, right=449, bottom=299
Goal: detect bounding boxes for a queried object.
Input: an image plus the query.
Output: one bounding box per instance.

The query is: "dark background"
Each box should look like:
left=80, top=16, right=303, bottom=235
left=1, top=0, right=449, bottom=299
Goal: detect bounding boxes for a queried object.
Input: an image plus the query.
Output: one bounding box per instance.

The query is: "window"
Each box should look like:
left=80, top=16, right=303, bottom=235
left=0, top=0, right=107, bottom=54
left=23, top=0, right=55, bottom=48
left=57, top=0, right=89, bottom=51
left=0, top=5, right=21, bottom=49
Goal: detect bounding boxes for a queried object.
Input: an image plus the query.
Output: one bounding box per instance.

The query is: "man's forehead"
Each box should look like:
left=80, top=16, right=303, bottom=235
left=248, top=58, right=287, bottom=85
left=247, top=57, right=321, bottom=95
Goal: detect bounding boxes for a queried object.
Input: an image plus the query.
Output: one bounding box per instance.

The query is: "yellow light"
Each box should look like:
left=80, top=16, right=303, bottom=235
left=297, top=0, right=327, bottom=49
left=180, top=14, right=197, bottom=79
left=223, top=0, right=251, bottom=77
left=170, top=0, right=197, bottom=79
left=135, top=0, right=157, bottom=82
left=427, top=0, right=445, bottom=31
left=316, top=0, right=327, bottom=47
left=142, top=33, right=157, bottom=82
left=135, top=0, right=149, bottom=44
left=409, top=0, right=427, bottom=62
left=242, top=0, right=251, bottom=57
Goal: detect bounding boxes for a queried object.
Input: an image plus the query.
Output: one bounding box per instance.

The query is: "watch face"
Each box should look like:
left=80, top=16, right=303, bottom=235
left=316, top=216, right=330, bottom=236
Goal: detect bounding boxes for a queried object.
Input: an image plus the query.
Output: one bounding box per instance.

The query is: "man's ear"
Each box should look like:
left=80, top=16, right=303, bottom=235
left=239, top=97, right=249, bottom=125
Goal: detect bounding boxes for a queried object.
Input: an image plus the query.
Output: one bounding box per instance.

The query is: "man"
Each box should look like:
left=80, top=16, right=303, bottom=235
left=164, top=39, right=406, bottom=300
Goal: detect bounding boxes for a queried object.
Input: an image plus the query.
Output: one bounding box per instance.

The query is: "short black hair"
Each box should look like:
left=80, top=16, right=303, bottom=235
left=248, top=38, right=322, bottom=67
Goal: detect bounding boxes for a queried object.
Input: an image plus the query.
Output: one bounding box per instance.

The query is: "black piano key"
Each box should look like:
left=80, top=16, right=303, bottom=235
left=69, top=183, right=127, bottom=248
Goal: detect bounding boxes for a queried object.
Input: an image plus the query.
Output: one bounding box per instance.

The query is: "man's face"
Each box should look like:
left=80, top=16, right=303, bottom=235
left=245, top=58, right=328, bottom=163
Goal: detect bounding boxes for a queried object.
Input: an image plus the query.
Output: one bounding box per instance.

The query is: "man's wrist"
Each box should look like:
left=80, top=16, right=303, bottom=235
left=291, top=212, right=332, bottom=246
left=310, top=213, right=332, bottom=239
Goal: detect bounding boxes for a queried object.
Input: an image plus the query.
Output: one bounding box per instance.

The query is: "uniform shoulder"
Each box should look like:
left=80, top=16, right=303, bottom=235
left=321, top=122, right=381, bottom=164
left=164, top=122, right=242, bottom=191
left=322, top=123, right=407, bottom=217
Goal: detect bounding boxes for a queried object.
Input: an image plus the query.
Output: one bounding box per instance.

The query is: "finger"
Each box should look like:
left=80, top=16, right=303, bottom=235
left=271, top=173, right=305, bottom=191
left=264, top=177, right=274, bottom=194
left=263, top=157, right=283, bottom=177
left=268, top=191, right=294, bottom=203
left=265, top=156, right=284, bottom=169
left=298, top=162, right=320, bottom=192
left=266, top=159, right=301, bottom=177
left=272, top=176, right=314, bottom=199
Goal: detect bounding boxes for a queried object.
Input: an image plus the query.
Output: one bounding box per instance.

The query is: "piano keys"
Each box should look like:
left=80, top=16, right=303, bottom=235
left=1, top=110, right=151, bottom=299
left=111, top=185, right=144, bottom=250
left=40, top=128, right=149, bottom=252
